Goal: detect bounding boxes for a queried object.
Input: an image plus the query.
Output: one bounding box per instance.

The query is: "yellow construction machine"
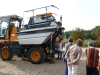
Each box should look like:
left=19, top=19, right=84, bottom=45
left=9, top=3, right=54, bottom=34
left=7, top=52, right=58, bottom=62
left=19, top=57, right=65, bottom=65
left=0, top=5, right=64, bottom=64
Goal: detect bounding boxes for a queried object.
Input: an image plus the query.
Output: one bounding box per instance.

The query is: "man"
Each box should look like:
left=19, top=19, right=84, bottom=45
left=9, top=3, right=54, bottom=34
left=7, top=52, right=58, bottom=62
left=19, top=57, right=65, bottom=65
left=64, top=37, right=73, bottom=75
left=86, top=41, right=99, bottom=75
left=66, top=39, right=83, bottom=75
left=57, top=39, right=63, bottom=60
left=64, top=37, right=73, bottom=57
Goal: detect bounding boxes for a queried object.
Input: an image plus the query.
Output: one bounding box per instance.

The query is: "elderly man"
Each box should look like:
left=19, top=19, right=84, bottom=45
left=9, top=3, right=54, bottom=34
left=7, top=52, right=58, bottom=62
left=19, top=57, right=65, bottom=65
left=86, top=41, right=99, bottom=75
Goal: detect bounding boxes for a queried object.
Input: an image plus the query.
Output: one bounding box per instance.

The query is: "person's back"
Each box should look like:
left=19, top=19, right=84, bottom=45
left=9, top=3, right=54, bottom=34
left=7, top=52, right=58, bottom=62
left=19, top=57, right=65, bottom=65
left=64, top=37, right=73, bottom=58
left=86, top=41, right=99, bottom=75
left=66, top=39, right=83, bottom=75
left=86, top=48, right=99, bottom=67
left=65, top=37, right=73, bottom=52
left=56, top=39, right=63, bottom=60
left=65, top=42, right=72, bottom=52
left=58, top=42, right=62, bottom=51
left=64, top=38, right=73, bottom=75
left=67, top=44, right=82, bottom=65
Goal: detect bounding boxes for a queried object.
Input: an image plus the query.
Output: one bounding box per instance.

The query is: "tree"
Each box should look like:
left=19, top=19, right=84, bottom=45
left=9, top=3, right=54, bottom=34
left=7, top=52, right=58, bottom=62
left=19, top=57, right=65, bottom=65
left=90, top=28, right=96, bottom=40
left=70, top=28, right=85, bottom=41
left=94, top=26, right=100, bottom=40
left=64, top=31, right=71, bottom=39
left=84, top=30, right=90, bottom=39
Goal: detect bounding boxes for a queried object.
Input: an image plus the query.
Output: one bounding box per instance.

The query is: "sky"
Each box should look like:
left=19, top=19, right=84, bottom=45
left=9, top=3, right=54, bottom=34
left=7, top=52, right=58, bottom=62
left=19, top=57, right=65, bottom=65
left=0, top=0, right=100, bottom=31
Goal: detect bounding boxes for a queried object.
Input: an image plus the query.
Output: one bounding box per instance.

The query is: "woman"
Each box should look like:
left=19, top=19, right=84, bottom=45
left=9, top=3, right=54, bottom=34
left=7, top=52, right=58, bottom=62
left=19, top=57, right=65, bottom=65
left=66, top=39, right=83, bottom=75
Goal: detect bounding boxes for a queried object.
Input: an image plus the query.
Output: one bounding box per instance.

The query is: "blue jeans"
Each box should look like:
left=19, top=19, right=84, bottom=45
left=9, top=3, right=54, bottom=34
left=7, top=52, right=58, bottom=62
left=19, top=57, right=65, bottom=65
left=64, top=58, right=68, bottom=75
left=58, top=51, right=62, bottom=59
left=86, top=66, right=99, bottom=75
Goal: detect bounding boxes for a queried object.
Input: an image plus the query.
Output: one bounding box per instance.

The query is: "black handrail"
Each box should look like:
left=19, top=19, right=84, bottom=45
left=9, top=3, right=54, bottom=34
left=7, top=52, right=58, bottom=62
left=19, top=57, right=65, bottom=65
left=23, top=5, right=59, bottom=26
left=24, top=5, right=59, bottom=12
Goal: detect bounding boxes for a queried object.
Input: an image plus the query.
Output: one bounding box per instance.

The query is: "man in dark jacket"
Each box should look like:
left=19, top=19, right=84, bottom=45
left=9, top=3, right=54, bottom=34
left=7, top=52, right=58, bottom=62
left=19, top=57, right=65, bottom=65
left=64, top=37, right=73, bottom=75
left=65, top=37, right=73, bottom=52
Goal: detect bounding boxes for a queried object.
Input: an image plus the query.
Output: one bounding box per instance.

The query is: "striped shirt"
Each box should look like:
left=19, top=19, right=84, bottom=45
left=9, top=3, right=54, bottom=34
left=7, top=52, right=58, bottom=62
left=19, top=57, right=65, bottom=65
left=86, top=47, right=99, bottom=67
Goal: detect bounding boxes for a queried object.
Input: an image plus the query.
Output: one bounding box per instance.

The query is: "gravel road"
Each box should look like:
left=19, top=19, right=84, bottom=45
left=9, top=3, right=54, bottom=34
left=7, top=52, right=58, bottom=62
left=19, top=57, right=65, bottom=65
left=0, top=48, right=99, bottom=75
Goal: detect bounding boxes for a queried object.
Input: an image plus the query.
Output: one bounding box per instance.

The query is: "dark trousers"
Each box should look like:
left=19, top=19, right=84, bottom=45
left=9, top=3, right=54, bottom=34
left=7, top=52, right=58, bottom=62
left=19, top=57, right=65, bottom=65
left=57, top=51, right=62, bottom=59
left=86, top=66, right=99, bottom=75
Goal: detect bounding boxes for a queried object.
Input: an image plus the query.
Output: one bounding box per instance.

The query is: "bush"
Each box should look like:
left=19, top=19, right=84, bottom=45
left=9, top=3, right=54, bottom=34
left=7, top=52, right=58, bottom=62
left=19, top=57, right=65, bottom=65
left=82, top=40, right=88, bottom=47
left=82, top=39, right=100, bottom=48
left=94, top=41, right=100, bottom=48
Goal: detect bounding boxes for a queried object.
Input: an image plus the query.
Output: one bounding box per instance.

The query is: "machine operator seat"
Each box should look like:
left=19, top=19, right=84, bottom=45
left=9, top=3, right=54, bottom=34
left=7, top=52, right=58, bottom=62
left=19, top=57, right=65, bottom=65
left=9, top=23, right=18, bottom=41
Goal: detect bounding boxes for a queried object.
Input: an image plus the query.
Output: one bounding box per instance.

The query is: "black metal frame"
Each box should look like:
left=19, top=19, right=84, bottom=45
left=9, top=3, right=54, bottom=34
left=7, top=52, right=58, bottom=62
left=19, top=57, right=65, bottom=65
left=23, top=5, right=59, bottom=25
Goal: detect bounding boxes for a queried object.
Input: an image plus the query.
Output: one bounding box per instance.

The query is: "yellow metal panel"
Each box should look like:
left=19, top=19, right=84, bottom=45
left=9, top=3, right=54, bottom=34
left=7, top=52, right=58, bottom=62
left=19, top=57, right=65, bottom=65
left=10, top=25, right=18, bottom=41
left=36, top=12, right=52, bottom=18
left=0, top=14, right=19, bottom=18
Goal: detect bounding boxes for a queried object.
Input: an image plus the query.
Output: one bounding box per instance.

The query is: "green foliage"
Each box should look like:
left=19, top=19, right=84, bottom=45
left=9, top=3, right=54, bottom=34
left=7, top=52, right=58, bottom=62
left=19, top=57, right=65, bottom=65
left=65, top=32, right=70, bottom=39
left=82, top=40, right=88, bottom=47
left=84, top=30, right=90, bottom=39
left=70, top=28, right=85, bottom=41
left=63, top=25, right=100, bottom=46
left=82, top=39, right=92, bottom=47
left=94, top=26, right=100, bottom=40
left=90, top=28, right=96, bottom=40
left=64, top=31, right=71, bottom=39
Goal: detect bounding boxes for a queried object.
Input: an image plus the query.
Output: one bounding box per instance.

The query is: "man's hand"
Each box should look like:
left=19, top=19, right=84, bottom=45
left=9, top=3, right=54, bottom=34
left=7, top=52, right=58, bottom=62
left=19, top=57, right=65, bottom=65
left=96, top=67, right=100, bottom=72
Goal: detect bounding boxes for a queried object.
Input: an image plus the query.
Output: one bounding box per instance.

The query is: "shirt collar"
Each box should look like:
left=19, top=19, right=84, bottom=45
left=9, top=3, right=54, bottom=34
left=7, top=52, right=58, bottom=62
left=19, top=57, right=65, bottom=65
left=90, top=46, right=94, bottom=48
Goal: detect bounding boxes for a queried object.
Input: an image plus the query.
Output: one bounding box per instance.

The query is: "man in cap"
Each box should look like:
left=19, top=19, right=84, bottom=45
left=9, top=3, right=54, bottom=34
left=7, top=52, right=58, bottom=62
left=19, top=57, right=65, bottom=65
left=64, top=37, right=73, bottom=75
left=65, top=37, right=73, bottom=52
